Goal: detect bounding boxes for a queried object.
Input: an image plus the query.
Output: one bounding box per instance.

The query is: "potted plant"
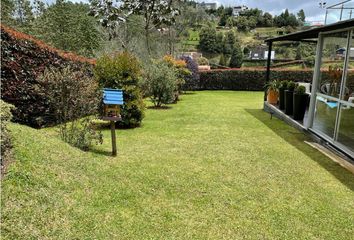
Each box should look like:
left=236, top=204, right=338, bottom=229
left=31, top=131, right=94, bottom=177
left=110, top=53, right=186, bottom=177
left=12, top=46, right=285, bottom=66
left=285, top=81, right=296, bottom=115
left=293, top=85, right=309, bottom=121
left=278, top=80, right=288, bottom=110
left=265, top=80, right=280, bottom=105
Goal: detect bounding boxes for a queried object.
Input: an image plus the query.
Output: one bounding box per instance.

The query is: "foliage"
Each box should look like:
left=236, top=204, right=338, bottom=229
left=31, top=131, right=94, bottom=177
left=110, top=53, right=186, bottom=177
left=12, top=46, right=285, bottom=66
left=235, top=16, right=257, bottom=31
left=222, top=30, right=237, bottom=55
left=142, top=61, right=177, bottom=107
left=0, top=100, right=15, bottom=169
left=0, top=0, right=15, bottom=25
left=229, top=44, right=243, bottom=68
left=125, top=0, right=178, bottom=54
left=279, top=80, right=289, bottom=89
left=219, top=54, right=227, bottom=66
left=197, top=56, right=209, bottom=66
left=295, top=85, right=306, bottom=95
left=199, top=69, right=265, bottom=91
left=265, top=80, right=280, bottom=92
left=31, top=1, right=102, bottom=57
left=38, top=66, right=102, bottom=151
left=198, top=26, right=218, bottom=53
left=297, top=9, right=306, bottom=22
left=287, top=81, right=296, bottom=91
left=94, top=52, right=145, bottom=127
left=274, top=9, right=299, bottom=27
left=198, top=68, right=344, bottom=91
left=163, top=55, right=190, bottom=102
left=179, top=56, right=200, bottom=90
left=1, top=25, right=95, bottom=128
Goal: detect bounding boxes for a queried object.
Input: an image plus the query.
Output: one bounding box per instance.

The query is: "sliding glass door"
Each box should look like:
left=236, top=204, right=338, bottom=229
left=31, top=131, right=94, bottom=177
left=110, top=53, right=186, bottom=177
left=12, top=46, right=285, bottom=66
left=336, top=30, right=354, bottom=153
left=310, top=29, right=354, bottom=156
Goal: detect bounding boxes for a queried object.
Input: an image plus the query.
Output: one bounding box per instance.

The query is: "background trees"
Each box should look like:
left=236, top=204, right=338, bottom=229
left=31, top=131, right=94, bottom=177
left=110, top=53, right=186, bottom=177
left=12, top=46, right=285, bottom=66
left=33, top=1, right=102, bottom=57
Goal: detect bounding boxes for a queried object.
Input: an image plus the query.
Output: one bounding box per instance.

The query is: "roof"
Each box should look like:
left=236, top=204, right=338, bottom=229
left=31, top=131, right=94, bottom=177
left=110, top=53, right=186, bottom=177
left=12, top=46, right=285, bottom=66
left=265, top=19, right=354, bottom=42
left=103, top=88, right=124, bottom=105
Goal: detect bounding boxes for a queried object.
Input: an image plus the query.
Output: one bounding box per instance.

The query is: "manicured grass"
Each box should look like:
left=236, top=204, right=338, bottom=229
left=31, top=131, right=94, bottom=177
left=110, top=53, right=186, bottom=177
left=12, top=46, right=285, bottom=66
left=2, top=91, right=354, bottom=239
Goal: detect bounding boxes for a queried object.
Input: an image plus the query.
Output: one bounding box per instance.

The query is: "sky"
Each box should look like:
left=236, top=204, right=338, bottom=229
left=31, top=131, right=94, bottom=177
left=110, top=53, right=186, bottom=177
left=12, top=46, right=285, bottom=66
left=48, top=0, right=354, bottom=24
left=199, top=0, right=354, bottom=23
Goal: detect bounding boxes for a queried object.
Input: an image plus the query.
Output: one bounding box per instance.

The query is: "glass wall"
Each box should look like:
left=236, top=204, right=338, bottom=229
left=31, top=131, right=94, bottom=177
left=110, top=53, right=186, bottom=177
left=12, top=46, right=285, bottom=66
left=337, top=30, right=354, bottom=152
left=311, top=29, right=354, bottom=156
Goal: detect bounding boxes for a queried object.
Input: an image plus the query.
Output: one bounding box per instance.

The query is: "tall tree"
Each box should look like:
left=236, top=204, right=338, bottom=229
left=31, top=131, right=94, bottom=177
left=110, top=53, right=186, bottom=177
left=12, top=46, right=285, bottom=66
left=198, top=26, right=218, bottom=53
left=33, top=0, right=102, bottom=57
left=14, top=0, right=33, bottom=26
left=121, top=0, right=179, bottom=54
left=1, top=0, right=15, bottom=24
left=297, top=9, right=306, bottom=22
left=229, top=43, right=243, bottom=68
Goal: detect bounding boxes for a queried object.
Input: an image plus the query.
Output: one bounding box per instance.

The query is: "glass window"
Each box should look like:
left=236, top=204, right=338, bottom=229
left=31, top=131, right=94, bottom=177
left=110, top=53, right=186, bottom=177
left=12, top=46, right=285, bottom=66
left=337, top=30, right=354, bottom=152
left=313, top=31, right=348, bottom=139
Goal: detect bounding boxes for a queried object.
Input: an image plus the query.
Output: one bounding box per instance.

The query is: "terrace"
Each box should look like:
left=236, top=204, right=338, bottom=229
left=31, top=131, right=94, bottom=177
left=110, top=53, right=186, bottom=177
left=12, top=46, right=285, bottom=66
left=264, top=19, right=354, bottom=159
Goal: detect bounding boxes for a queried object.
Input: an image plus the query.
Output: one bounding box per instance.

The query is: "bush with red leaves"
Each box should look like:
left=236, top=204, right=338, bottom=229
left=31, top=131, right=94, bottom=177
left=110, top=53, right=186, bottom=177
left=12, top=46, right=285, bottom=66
left=1, top=25, right=95, bottom=128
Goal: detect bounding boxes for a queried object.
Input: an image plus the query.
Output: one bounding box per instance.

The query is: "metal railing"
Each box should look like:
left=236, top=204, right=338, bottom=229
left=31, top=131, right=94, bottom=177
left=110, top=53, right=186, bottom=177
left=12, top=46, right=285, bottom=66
left=324, top=0, right=354, bottom=24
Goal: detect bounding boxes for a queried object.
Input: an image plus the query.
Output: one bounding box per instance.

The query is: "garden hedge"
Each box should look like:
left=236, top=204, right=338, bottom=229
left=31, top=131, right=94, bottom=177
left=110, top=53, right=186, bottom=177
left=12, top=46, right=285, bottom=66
left=1, top=25, right=95, bottom=128
left=199, top=68, right=354, bottom=91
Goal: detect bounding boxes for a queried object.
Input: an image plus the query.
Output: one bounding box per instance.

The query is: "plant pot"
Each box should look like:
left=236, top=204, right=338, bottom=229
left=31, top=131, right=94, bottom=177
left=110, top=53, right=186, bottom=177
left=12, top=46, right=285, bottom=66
left=293, top=93, right=309, bottom=121
left=279, top=87, right=286, bottom=110
left=267, top=89, right=278, bottom=105
left=284, top=90, right=294, bottom=115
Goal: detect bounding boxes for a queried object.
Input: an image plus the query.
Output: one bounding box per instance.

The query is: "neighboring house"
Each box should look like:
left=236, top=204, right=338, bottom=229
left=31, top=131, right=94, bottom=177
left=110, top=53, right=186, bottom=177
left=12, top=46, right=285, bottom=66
left=197, top=2, right=217, bottom=10
left=232, top=5, right=248, bottom=16
left=249, top=46, right=275, bottom=60
left=180, top=52, right=203, bottom=60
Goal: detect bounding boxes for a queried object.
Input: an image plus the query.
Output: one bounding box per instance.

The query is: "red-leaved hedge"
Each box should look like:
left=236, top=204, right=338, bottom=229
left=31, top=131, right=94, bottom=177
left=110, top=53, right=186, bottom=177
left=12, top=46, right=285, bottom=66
left=199, top=68, right=354, bottom=91
left=1, top=25, right=95, bottom=128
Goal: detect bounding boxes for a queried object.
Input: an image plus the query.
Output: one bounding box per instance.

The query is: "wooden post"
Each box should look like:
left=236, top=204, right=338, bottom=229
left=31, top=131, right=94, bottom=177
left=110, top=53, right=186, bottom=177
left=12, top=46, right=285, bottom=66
left=110, top=121, right=117, bottom=156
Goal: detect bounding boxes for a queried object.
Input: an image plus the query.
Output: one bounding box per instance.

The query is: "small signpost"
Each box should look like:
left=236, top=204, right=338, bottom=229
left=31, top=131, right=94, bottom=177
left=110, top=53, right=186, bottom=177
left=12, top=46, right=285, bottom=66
left=101, top=88, right=124, bottom=156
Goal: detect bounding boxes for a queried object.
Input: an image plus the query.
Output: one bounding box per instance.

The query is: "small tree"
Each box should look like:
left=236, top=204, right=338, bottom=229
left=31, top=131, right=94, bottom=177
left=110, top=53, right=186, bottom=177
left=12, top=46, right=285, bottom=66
left=199, top=26, right=218, bottom=53
left=219, top=53, right=227, bottom=66
left=229, top=44, right=243, bottom=68
left=143, top=61, right=177, bottom=107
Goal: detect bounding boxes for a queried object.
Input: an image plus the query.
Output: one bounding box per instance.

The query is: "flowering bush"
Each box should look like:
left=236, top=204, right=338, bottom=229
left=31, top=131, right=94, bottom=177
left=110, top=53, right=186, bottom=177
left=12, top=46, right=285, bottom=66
left=163, top=55, right=191, bottom=102
left=179, top=56, right=200, bottom=91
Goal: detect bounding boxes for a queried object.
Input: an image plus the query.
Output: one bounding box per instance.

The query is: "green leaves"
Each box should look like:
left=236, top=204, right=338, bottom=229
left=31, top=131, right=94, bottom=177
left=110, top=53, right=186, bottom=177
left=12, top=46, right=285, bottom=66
left=94, top=52, right=145, bottom=127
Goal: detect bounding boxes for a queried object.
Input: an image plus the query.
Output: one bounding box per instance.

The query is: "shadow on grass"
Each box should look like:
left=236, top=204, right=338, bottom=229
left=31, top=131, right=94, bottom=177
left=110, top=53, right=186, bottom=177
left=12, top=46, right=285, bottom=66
left=90, top=148, right=113, bottom=157
left=183, top=91, right=196, bottom=95
left=246, top=108, right=354, bottom=192
left=147, top=106, right=172, bottom=110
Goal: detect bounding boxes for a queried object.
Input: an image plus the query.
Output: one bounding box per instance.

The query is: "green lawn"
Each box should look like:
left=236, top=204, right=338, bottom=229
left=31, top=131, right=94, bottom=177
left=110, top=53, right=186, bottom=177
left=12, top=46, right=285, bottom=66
left=2, top=91, right=354, bottom=239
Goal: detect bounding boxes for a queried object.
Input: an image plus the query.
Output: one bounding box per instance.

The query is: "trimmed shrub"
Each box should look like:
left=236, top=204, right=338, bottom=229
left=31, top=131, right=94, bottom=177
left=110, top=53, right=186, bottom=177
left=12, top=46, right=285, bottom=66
left=180, top=56, right=200, bottom=90
left=38, top=66, right=103, bottom=151
left=1, top=100, right=15, bottom=169
left=94, top=52, right=145, bottom=128
left=199, top=68, right=335, bottom=91
left=197, top=57, right=209, bottom=66
left=142, top=62, right=177, bottom=107
left=1, top=25, right=95, bottom=128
